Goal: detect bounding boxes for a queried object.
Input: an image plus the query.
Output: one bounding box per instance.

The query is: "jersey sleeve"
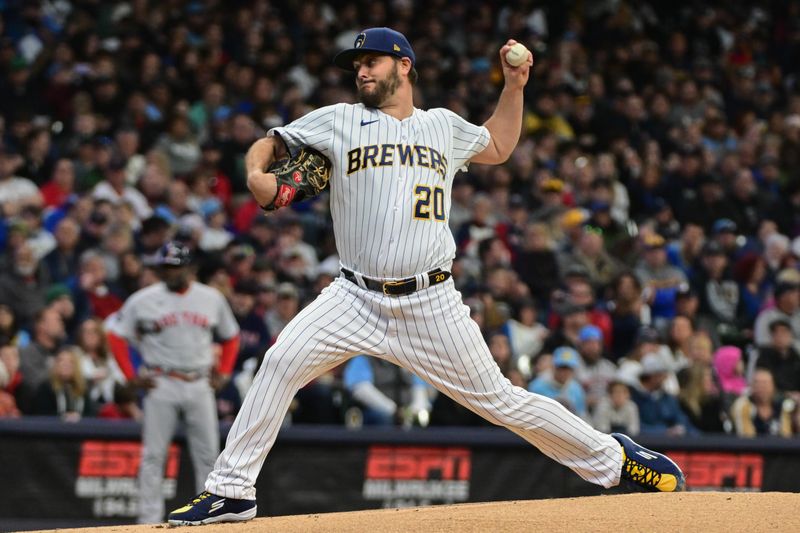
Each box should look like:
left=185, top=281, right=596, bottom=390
left=214, top=291, right=240, bottom=340
left=267, top=104, right=338, bottom=156
left=106, top=299, right=137, bottom=340
left=446, top=109, right=491, bottom=173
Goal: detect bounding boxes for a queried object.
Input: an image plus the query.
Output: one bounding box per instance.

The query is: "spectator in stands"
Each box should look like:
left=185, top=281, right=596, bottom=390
left=631, top=353, right=694, bottom=436
left=512, top=222, right=559, bottom=309
left=730, top=368, right=794, bottom=437
left=198, top=199, right=233, bottom=252
left=684, top=174, right=737, bottom=234
left=617, top=325, right=662, bottom=388
left=154, top=180, right=201, bottom=230
left=529, top=347, right=587, bottom=419
left=154, top=115, right=201, bottom=178
left=488, top=332, right=526, bottom=388
left=227, top=279, right=271, bottom=400
left=19, top=205, right=55, bottom=261
left=560, top=224, right=622, bottom=291
left=677, top=363, right=727, bottom=433
left=118, top=251, right=145, bottom=298
left=684, top=332, right=714, bottom=368
left=229, top=280, right=271, bottom=368
left=275, top=217, right=320, bottom=282
left=692, top=241, right=746, bottom=345
left=265, top=283, right=300, bottom=343
left=45, top=283, right=77, bottom=336
left=16, top=307, right=65, bottom=413
left=733, top=252, right=770, bottom=326
left=709, top=218, right=742, bottom=261
left=0, top=147, right=41, bottom=218
left=666, top=222, right=705, bottom=277
left=91, top=157, right=151, bottom=221
left=76, top=318, right=124, bottom=406
left=33, top=345, right=95, bottom=421
left=754, top=319, right=800, bottom=398
left=593, top=380, right=639, bottom=436
left=0, top=304, right=30, bottom=347
left=96, top=222, right=134, bottom=283
left=41, top=217, right=81, bottom=285
left=650, top=198, right=681, bottom=243
left=97, top=382, right=143, bottom=421
left=575, top=275, right=613, bottom=337
left=557, top=208, right=590, bottom=256
left=574, top=325, right=616, bottom=414
left=0, top=242, right=47, bottom=328
left=39, top=158, right=75, bottom=210
left=502, top=299, right=548, bottom=367
left=754, top=281, right=800, bottom=351
left=540, top=299, right=589, bottom=355
left=531, top=178, right=567, bottom=230
left=607, top=272, right=650, bottom=361
left=135, top=216, right=172, bottom=265
left=714, top=346, right=748, bottom=409
left=763, top=233, right=791, bottom=281
left=72, top=250, right=124, bottom=321
left=666, top=315, right=694, bottom=367
left=76, top=201, right=113, bottom=254
left=635, top=233, right=687, bottom=326
left=0, top=344, right=20, bottom=391
left=0, top=344, right=21, bottom=417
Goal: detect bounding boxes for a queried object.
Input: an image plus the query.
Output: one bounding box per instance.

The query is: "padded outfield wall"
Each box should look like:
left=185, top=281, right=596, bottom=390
left=0, top=418, right=797, bottom=528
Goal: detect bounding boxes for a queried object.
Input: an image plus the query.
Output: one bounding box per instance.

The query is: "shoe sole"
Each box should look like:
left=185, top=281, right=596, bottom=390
left=168, top=507, right=257, bottom=527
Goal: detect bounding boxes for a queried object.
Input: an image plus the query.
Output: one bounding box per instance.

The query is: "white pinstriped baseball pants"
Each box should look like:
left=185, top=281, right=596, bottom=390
left=205, top=277, right=622, bottom=500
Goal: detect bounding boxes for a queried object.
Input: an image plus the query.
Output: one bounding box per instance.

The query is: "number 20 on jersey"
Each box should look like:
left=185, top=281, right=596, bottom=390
left=414, top=185, right=445, bottom=221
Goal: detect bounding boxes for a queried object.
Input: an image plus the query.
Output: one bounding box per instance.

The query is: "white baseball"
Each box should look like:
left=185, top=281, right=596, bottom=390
left=506, top=42, right=529, bottom=67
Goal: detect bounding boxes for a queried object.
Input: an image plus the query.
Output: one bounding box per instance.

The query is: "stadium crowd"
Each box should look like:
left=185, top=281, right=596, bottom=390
left=0, top=0, right=799, bottom=438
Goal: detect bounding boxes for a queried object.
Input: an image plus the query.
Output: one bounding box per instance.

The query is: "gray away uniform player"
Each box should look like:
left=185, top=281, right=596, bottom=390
left=169, top=27, right=685, bottom=527
left=107, top=242, right=240, bottom=524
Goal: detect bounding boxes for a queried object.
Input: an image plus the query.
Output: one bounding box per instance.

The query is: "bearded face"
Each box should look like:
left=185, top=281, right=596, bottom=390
left=357, top=60, right=401, bottom=108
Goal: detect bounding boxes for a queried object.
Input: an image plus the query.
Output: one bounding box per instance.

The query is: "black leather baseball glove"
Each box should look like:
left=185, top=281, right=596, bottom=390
left=261, top=146, right=332, bottom=211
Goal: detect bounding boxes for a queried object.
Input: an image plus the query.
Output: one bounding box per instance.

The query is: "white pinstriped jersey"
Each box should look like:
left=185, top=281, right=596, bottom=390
left=269, top=103, right=490, bottom=279
left=108, top=281, right=239, bottom=371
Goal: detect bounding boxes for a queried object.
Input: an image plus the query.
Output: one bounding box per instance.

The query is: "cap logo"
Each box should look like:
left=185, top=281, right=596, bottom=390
left=355, top=33, right=366, bottom=48
left=393, top=44, right=401, bottom=52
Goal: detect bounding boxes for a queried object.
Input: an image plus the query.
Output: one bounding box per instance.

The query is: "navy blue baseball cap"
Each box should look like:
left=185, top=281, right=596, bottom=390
left=334, top=27, right=416, bottom=71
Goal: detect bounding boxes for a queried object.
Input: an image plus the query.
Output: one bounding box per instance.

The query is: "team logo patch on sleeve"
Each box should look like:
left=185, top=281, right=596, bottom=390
left=274, top=184, right=297, bottom=208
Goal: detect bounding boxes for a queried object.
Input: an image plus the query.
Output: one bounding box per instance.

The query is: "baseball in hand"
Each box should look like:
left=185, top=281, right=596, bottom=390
left=505, top=42, right=529, bottom=67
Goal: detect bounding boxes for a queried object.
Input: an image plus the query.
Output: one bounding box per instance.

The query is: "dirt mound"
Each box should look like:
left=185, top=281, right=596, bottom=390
left=30, top=493, right=800, bottom=533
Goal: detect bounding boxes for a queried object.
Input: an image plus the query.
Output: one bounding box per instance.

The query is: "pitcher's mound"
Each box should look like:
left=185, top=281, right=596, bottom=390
left=35, top=492, right=800, bottom=533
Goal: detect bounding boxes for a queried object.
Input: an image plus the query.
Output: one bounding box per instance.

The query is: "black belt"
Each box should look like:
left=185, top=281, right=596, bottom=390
left=148, top=367, right=206, bottom=382
left=341, top=268, right=451, bottom=296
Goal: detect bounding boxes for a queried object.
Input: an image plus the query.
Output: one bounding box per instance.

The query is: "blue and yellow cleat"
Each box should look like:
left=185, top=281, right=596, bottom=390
left=168, top=491, right=256, bottom=526
left=612, top=433, right=686, bottom=492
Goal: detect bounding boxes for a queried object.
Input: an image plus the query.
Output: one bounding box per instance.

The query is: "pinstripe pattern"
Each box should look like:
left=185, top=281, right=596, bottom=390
left=205, top=103, right=623, bottom=501
left=206, top=279, right=622, bottom=499
left=268, top=103, right=490, bottom=279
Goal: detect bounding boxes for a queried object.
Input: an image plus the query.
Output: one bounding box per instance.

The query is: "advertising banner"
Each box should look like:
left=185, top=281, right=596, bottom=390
left=1, top=422, right=799, bottom=524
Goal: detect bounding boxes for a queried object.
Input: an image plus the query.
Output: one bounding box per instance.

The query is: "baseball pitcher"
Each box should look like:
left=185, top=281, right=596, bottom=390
left=169, top=28, right=684, bottom=526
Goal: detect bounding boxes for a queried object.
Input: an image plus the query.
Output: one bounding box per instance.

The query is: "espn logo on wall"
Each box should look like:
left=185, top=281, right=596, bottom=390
left=363, top=446, right=471, bottom=507
left=668, top=451, right=763, bottom=491
left=74, top=440, right=181, bottom=517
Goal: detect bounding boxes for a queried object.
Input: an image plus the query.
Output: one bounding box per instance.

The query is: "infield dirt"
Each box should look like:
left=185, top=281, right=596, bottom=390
left=27, top=492, right=800, bottom=533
